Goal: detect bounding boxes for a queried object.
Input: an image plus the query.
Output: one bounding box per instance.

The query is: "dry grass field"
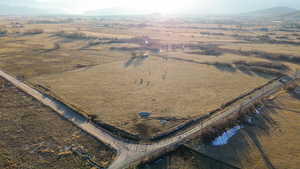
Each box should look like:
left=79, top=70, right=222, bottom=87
left=0, top=16, right=299, bottom=138
left=187, top=81, right=300, bottom=169
left=0, top=77, right=116, bottom=169
left=135, top=145, right=240, bottom=169
left=30, top=56, right=267, bottom=137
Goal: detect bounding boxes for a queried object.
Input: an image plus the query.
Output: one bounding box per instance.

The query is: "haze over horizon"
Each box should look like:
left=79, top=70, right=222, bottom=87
left=0, top=0, right=300, bottom=15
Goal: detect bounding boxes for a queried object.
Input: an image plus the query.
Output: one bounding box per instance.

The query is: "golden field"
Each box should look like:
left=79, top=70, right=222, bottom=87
left=0, top=16, right=299, bottom=137
left=187, top=81, right=300, bottom=169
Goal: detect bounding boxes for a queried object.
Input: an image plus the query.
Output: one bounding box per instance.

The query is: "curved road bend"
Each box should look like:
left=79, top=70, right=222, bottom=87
left=0, top=69, right=296, bottom=169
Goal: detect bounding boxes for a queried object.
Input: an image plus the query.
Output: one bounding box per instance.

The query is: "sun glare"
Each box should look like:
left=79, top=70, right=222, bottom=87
left=141, top=0, right=187, bottom=13
left=86, top=0, right=194, bottom=14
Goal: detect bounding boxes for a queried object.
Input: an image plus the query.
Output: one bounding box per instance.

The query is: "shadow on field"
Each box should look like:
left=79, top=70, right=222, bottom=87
left=189, top=106, right=280, bottom=169
left=266, top=95, right=300, bottom=114
left=186, top=43, right=300, bottom=66
left=251, top=71, right=280, bottom=79
left=208, top=62, right=237, bottom=73
left=138, top=146, right=240, bottom=169
left=155, top=55, right=285, bottom=78
left=287, top=86, right=300, bottom=101
left=137, top=106, right=281, bottom=169
left=124, top=54, right=149, bottom=67
left=40, top=42, right=61, bottom=53
left=235, top=65, right=282, bottom=79
left=156, top=55, right=238, bottom=73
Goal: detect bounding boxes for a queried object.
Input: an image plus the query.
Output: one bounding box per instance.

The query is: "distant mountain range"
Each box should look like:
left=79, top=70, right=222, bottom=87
left=243, top=7, right=298, bottom=16
left=84, top=6, right=300, bottom=20
left=240, top=6, right=300, bottom=20
left=0, top=5, right=58, bottom=15
left=0, top=0, right=65, bottom=16
left=0, top=3, right=299, bottom=20
left=84, top=8, right=142, bottom=16
left=281, top=11, right=300, bottom=19
left=0, top=5, right=64, bottom=15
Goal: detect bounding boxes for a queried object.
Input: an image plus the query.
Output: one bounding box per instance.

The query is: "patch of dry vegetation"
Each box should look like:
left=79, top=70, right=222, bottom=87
left=22, top=29, right=44, bottom=36
left=0, top=16, right=299, bottom=139
left=135, top=146, right=239, bottom=169
left=187, top=83, right=300, bottom=169
left=30, top=55, right=268, bottom=138
left=234, top=61, right=289, bottom=78
left=0, top=77, right=115, bottom=169
left=54, top=31, right=97, bottom=40
left=0, top=28, right=7, bottom=36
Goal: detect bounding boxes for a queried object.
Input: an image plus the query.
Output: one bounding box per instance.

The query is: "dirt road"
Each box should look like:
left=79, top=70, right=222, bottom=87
left=0, top=69, right=296, bottom=169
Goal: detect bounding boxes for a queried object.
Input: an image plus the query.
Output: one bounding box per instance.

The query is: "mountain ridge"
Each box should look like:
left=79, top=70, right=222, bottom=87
left=0, top=3, right=65, bottom=16
left=241, top=6, right=298, bottom=17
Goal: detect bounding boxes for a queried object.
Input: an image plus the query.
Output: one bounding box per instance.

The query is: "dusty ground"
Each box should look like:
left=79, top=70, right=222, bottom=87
left=0, top=16, right=299, bottom=137
left=0, top=77, right=116, bottom=169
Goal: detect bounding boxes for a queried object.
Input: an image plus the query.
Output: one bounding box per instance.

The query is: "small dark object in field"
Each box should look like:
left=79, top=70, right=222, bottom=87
left=258, top=28, right=269, bottom=32
left=75, top=64, right=89, bottom=69
left=124, top=53, right=149, bottom=67
left=54, top=31, right=95, bottom=40
left=0, top=29, right=7, bottom=36
left=201, top=49, right=223, bottom=56
left=210, top=62, right=236, bottom=72
left=200, top=32, right=225, bottom=36
left=279, top=76, right=293, bottom=84
left=294, top=87, right=300, bottom=95
left=23, top=29, right=44, bottom=35
left=258, top=35, right=272, bottom=41
left=276, top=36, right=289, bottom=40
left=139, top=112, right=151, bottom=119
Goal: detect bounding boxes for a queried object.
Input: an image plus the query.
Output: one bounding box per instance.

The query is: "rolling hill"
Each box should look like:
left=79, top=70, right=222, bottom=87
left=238, top=6, right=300, bottom=21
left=281, top=11, right=300, bottom=19
left=242, top=6, right=298, bottom=17
left=84, top=8, right=144, bottom=16
left=0, top=0, right=65, bottom=16
left=0, top=5, right=47, bottom=15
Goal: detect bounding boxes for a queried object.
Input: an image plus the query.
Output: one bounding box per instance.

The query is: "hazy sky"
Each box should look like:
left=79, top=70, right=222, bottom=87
left=3, top=0, right=300, bottom=14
